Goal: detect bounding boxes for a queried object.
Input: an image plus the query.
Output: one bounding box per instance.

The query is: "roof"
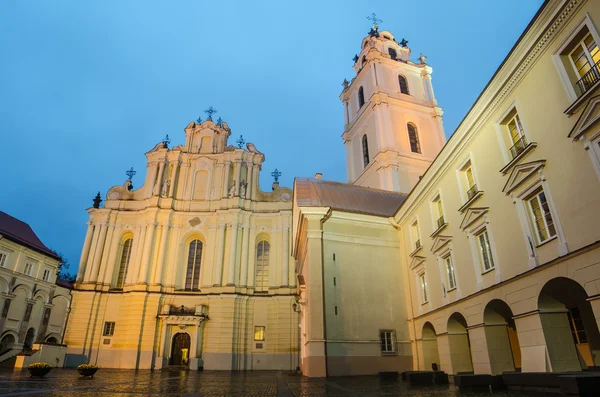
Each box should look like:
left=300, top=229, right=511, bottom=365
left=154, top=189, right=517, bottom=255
left=294, top=178, right=407, bottom=217
left=0, top=211, right=60, bottom=260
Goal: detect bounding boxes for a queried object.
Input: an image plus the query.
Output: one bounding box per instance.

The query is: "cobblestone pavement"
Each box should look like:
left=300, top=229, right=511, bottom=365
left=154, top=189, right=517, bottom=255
left=0, top=369, right=558, bottom=396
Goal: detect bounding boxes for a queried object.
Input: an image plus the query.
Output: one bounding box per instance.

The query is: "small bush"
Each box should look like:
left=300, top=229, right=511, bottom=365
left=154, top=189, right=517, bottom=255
left=77, top=364, right=98, bottom=370
left=28, top=362, right=52, bottom=369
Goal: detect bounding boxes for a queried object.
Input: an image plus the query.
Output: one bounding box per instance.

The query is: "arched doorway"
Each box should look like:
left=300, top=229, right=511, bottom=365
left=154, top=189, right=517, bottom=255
left=447, top=312, right=473, bottom=374
left=422, top=322, right=440, bottom=371
left=45, top=336, right=59, bottom=344
left=538, top=277, right=600, bottom=371
left=24, top=328, right=35, bottom=351
left=483, top=299, right=521, bottom=374
left=170, top=333, right=191, bottom=366
left=0, top=334, right=15, bottom=354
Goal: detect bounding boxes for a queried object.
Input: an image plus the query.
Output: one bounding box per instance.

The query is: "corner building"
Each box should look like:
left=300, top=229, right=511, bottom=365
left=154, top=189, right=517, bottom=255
left=64, top=119, right=299, bottom=370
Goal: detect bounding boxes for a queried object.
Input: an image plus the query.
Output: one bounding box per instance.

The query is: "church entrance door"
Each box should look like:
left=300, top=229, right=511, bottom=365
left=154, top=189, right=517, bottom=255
left=170, top=332, right=191, bottom=366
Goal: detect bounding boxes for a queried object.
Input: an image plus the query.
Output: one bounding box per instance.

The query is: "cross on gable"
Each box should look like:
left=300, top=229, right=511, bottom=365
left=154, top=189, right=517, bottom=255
left=204, top=106, right=218, bottom=120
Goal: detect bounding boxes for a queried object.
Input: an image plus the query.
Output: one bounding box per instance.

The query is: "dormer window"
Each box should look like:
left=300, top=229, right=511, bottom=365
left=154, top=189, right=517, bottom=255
left=388, top=47, right=397, bottom=59
left=358, top=86, right=365, bottom=108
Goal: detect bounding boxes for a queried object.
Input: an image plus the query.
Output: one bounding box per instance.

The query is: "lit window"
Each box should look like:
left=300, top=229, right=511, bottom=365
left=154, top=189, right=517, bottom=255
left=379, top=330, right=396, bottom=355
left=42, top=269, right=50, bottom=282
left=407, top=123, right=421, bottom=153
left=398, top=75, right=409, bottom=95
left=24, top=262, right=34, bottom=276
left=506, top=113, right=528, bottom=159
left=358, top=86, right=365, bottom=108
left=444, top=256, right=457, bottom=290
left=411, top=221, right=421, bottom=251
left=433, top=196, right=444, bottom=229
left=476, top=229, right=495, bottom=272
left=255, top=241, right=270, bottom=293
left=115, top=238, right=133, bottom=289
left=527, top=188, right=557, bottom=244
left=185, top=240, right=203, bottom=290
left=254, top=326, right=265, bottom=341
left=419, top=273, right=428, bottom=302
left=0, top=252, right=7, bottom=268
left=362, top=134, right=370, bottom=167
left=461, top=162, right=478, bottom=201
left=103, top=321, right=115, bottom=336
left=569, top=33, right=600, bottom=94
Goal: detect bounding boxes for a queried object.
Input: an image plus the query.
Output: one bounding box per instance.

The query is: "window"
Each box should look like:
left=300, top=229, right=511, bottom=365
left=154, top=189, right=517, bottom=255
left=419, top=273, right=428, bottom=303
left=505, top=112, right=528, bottom=159
left=444, top=256, right=457, bottom=290
left=0, top=252, right=7, bottom=268
left=388, top=47, right=397, bottom=59
left=358, top=86, right=365, bottom=108
left=433, top=196, right=444, bottom=229
left=398, top=75, right=409, bottom=95
left=567, top=307, right=588, bottom=345
left=103, top=321, right=115, bottom=337
left=362, top=134, right=370, bottom=167
left=255, top=241, right=270, bottom=292
left=254, top=326, right=265, bottom=341
left=115, top=238, right=133, bottom=289
left=24, top=262, right=34, bottom=276
left=411, top=221, right=421, bottom=251
left=185, top=240, right=203, bottom=290
left=476, top=229, right=495, bottom=272
left=569, top=33, right=600, bottom=94
left=361, top=55, right=367, bottom=68
left=407, top=123, right=421, bottom=153
left=527, top=188, right=557, bottom=244
left=461, top=161, right=478, bottom=200
left=379, top=330, right=396, bottom=355
left=42, top=269, right=50, bottom=282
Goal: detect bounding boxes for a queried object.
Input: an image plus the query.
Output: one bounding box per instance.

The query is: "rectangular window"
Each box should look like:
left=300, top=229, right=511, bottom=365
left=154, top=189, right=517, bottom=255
left=411, top=221, right=421, bottom=251
left=24, top=262, right=34, bottom=276
left=557, top=24, right=600, bottom=99
left=433, top=196, right=444, bottom=228
left=42, top=269, right=50, bottom=282
left=504, top=112, right=528, bottom=159
left=476, top=229, right=495, bottom=272
left=419, top=273, right=428, bottom=303
left=103, top=321, right=115, bottom=336
left=527, top=188, right=557, bottom=244
left=444, top=255, right=457, bottom=290
left=379, top=330, right=396, bottom=355
left=0, top=252, right=7, bottom=268
left=254, top=326, right=265, bottom=341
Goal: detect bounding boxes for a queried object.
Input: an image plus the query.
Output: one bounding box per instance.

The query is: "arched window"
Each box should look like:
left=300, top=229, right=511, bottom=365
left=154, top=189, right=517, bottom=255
left=362, top=135, right=370, bottom=167
left=388, top=47, right=397, bottom=59
left=399, top=75, right=409, bottom=95
left=115, top=238, right=133, bottom=289
left=358, top=86, right=365, bottom=108
left=361, top=55, right=367, bottom=68
left=408, top=123, right=421, bottom=154
left=255, top=241, right=270, bottom=293
left=185, top=240, right=203, bottom=290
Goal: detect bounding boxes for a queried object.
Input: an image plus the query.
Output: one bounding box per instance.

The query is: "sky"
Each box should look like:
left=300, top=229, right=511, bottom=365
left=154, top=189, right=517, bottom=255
left=0, top=0, right=544, bottom=276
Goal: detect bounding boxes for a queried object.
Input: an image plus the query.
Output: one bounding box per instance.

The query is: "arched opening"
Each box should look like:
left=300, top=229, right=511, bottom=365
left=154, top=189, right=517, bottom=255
left=358, top=86, right=365, bottom=108
left=362, top=135, right=370, bottom=167
left=45, top=336, right=59, bottom=344
left=538, top=277, right=600, bottom=371
left=399, top=75, right=409, bottom=95
left=185, top=239, right=203, bottom=291
left=388, top=47, right=397, bottom=59
left=115, top=237, right=133, bottom=289
left=255, top=240, right=270, bottom=293
left=0, top=334, right=15, bottom=354
left=170, top=332, right=191, bottom=366
left=483, top=299, right=521, bottom=374
left=24, top=328, right=35, bottom=351
left=447, top=312, right=473, bottom=374
left=408, top=123, right=421, bottom=154
left=422, top=322, right=440, bottom=371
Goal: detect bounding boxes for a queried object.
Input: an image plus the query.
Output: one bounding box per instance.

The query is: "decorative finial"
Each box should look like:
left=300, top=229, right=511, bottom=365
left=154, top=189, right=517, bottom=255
left=236, top=135, right=245, bottom=149
left=342, top=79, right=349, bottom=89
left=366, top=13, right=383, bottom=29
left=126, top=167, right=136, bottom=180
left=204, top=106, right=217, bottom=120
left=216, top=117, right=223, bottom=127
left=271, top=168, right=282, bottom=183
left=196, top=116, right=202, bottom=124
left=353, top=54, right=359, bottom=63
left=162, top=134, right=170, bottom=148
left=418, top=53, right=427, bottom=64
left=92, top=192, right=102, bottom=209
left=400, top=38, right=409, bottom=48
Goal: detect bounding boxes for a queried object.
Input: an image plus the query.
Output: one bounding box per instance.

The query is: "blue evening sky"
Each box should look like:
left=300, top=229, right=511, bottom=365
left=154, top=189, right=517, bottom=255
left=0, top=1, right=543, bottom=275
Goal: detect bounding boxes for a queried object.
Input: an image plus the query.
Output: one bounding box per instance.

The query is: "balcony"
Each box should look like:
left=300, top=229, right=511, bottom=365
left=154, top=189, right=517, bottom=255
left=509, top=136, right=528, bottom=159
left=467, top=184, right=479, bottom=200
left=430, top=215, right=448, bottom=238
left=459, top=184, right=483, bottom=213
left=437, top=216, right=445, bottom=229
left=576, top=60, right=600, bottom=97
left=415, top=239, right=421, bottom=250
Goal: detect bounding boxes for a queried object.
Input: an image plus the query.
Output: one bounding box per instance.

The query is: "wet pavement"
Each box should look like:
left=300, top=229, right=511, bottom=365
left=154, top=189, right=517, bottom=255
left=0, top=368, right=559, bottom=396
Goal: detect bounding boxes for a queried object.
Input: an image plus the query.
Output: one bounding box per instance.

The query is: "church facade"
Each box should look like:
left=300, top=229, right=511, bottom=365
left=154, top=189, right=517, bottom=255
left=64, top=119, right=299, bottom=370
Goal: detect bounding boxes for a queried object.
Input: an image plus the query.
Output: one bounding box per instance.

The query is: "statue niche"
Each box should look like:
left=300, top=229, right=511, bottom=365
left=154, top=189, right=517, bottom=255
left=193, top=170, right=209, bottom=200
left=200, top=136, right=212, bottom=154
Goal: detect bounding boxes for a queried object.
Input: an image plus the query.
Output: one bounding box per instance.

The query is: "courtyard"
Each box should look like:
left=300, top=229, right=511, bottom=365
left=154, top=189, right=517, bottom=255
left=0, top=369, right=560, bottom=396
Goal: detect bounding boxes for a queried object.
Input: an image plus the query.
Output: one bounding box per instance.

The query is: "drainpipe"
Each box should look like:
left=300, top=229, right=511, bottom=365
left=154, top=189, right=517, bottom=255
left=320, top=209, right=332, bottom=377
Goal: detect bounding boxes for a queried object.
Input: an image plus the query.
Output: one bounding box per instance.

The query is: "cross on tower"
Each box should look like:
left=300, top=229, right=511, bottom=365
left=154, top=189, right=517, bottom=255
left=162, top=134, right=171, bottom=147
left=126, top=167, right=136, bottom=180
left=236, top=135, right=245, bottom=149
left=271, top=168, right=282, bottom=182
left=204, top=106, right=218, bottom=120
left=366, top=13, right=383, bottom=28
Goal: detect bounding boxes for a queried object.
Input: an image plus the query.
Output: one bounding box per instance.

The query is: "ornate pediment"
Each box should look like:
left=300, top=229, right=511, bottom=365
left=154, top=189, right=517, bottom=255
left=569, top=95, right=600, bottom=140
left=460, top=207, right=489, bottom=231
left=502, top=160, right=546, bottom=194
left=431, top=235, right=452, bottom=253
left=409, top=255, right=426, bottom=270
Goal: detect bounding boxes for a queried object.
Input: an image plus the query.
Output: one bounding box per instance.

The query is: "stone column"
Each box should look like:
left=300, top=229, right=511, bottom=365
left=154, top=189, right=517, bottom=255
left=77, top=222, right=94, bottom=282
left=36, top=305, right=52, bottom=343
left=281, top=223, right=290, bottom=287
left=467, top=324, right=491, bottom=374
left=226, top=222, right=239, bottom=286
left=251, top=165, right=259, bottom=198
left=246, top=226, right=257, bottom=287
left=92, top=223, right=116, bottom=283
left=153, top=224, right=170, bottom=285
left=239, top=222, right=250, bottom=287
left=83, top=224, right=101, bottom=281
left=126, top=225, right=145, bottom=285
left=101, top=226, right=122, bottom=286
left=154, top=161, right=165, bottom=196
left=88, top=223, right=108, bottom=282
left=223, top=161, right=231, bottom=198
left=0, top=295, right=14, bottom=333
left=138, top=223, right=156, bottom=284
left=167, top=226, right=182, bottom=288
left=233, top=161, right=241, bottom=196
left=169, top=162, right=180, bottom=198
left=213, top=224, right=226, bottom=286
left=245, top=162, right=253, bottom=200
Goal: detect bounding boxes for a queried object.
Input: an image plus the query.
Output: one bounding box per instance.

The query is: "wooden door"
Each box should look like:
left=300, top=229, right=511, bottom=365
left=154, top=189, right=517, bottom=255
left=170, top=333, right=190, bottom=365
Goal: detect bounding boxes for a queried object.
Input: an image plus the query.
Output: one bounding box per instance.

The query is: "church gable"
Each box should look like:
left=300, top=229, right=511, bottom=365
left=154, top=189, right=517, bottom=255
left=502, top=160, right=546, bottom=195
left=569, top=95, right=600, bottom=140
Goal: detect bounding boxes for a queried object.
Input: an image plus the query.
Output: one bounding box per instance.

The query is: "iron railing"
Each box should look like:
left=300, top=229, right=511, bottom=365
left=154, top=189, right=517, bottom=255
left=415, top=239, right=421, bottom=250
left=467, top=184, right=478, bottom=200
left=437, top=216, right=445, bottom=229
left=576, top=60, right=600, bottom=96
left=509, top=136, right=528, bottom=159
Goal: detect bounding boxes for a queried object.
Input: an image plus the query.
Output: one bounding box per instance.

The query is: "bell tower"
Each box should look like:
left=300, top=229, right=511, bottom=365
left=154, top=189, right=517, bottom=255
left=340, top=21, right=446, bottom=194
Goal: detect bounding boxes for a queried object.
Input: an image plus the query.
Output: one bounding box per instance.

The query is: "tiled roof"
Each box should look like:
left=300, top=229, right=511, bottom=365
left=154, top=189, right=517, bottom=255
left=0, top=211, right=60, bottom=260
left=294, top=178, right=407, bottom=217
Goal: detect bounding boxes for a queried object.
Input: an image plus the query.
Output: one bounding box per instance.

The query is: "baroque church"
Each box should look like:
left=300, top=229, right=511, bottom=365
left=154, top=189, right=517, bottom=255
left=66, top=0, right=600, bottom=378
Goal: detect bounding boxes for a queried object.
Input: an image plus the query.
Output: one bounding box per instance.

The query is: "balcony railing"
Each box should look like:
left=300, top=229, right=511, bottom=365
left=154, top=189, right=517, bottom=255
left=509, top=136, right=528, bottom=159
left=576, top=60, right=600, bottom=96
left=467, top=184, right=478, bottom=200
left=415, top=239, right=421, bottom=250
left=436, top=216, right=445, bottom=229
